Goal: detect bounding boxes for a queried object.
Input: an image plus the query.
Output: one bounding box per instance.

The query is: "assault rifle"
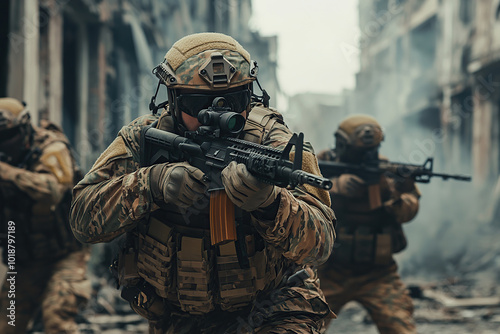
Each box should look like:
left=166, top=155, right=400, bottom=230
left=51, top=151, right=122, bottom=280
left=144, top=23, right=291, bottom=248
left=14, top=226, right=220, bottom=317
left=318, top=157, right=471, bottom=209
left=0, top=148, right=42, bottom=167
left=141, top=97, right=332, bottom=245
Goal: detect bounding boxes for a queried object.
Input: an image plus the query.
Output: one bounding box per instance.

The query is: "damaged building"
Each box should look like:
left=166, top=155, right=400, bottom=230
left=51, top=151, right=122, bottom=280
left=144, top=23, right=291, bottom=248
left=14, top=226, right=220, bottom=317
left=0, top=0, right=278, bottom=171
left=355, top=0, right=500, bottom=215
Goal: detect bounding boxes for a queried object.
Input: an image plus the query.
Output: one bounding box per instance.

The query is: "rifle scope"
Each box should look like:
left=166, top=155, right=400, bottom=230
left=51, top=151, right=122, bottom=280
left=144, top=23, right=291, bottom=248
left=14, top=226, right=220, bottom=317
left=197, top=97, right=246, bottom=135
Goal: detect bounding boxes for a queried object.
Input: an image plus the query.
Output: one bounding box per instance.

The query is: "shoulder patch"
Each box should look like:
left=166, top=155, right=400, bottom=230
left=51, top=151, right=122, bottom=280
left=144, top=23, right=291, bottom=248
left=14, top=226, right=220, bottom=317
left=119, top=114, right=158, bottom=162
left=90, top=136, right=131, bottom=173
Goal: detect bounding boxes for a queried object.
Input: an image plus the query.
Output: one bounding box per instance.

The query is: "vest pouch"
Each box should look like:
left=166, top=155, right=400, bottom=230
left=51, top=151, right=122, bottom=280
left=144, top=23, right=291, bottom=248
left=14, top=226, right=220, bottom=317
left=137, top=218, right=175, bottom=299
left=177, top=236, right=214, bottom=314
left=117, top=246, right=140, bottom=286
left=391, top=223, right=408, bottom=253
left=217, top=239, right=265, bottom=311
left=331, top=230, right=354, bottom=264
left=126, top=280, right=166, bottom=321
left=353, top=227, right=375, bottom=263
left=374, top=228, right=392, bottom=265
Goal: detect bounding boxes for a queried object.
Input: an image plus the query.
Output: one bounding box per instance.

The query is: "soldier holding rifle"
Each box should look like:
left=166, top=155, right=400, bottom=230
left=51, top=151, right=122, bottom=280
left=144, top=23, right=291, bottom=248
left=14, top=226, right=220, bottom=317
left=317, top=114, right=470, bottom=334
left=70, top=33, right=336, bottom=334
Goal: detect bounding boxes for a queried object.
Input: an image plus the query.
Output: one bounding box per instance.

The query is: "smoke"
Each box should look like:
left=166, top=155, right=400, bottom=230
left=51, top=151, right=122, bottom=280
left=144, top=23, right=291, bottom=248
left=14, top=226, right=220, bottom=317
left=339, top=3, right=500, bottom=283
left=380, top=108, right=500, bottom=283
left=282, top=3, right=500, bottom=284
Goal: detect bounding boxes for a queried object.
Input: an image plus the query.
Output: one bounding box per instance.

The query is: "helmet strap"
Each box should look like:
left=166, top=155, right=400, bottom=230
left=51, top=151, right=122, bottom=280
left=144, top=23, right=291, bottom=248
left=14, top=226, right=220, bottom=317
left=166, top=88, right=188, bottom=135
left=252, top=78, right=270, bottom=108
left=149, top=80, right=162, bottom=115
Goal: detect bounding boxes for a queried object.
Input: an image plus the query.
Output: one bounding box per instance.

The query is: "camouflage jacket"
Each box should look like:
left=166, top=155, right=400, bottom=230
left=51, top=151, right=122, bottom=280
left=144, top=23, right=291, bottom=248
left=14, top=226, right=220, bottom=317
left=71, top=106, right=336, bottom=266
left=317, top=148, right=420, bottom=225
left=317, top=148, right=419, bottom=268
left=0, top=125, right=79, bottom=263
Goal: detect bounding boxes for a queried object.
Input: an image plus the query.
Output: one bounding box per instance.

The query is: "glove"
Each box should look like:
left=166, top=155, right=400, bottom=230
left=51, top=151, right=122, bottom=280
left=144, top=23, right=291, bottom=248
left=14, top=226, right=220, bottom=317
left=150, top=162, right=208, bottom=209
left=383, top=193, right=419, bottom=223
left=331, top=174, right=366, bottom=198
left=0, top=161, right=19, bottom=182
left=221, top=161, right=278, bottom=212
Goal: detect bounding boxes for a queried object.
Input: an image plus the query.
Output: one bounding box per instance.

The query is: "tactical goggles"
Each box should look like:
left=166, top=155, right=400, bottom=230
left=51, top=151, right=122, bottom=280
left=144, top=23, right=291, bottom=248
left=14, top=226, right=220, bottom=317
left=0, top=126, right=23, bottom=143
left=176, top=88, right=251, bottom=117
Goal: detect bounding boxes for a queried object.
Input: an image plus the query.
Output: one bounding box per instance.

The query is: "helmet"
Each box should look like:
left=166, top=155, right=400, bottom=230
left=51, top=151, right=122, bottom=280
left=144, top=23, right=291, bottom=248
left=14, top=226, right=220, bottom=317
left=334, top=114, right=384, bottom=162
left=335, top=114, right=384, bottom=148
left=0, top=98, right=32, bottom=163
left=156, top=32, right=256, bottom=90
left=152, top=33, right=258, bottom=124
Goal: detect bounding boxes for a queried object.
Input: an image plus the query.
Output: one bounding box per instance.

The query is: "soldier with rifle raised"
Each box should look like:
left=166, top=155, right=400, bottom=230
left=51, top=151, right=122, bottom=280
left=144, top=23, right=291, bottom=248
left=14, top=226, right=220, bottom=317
left=0, top=98, right=90, bottom=334
left=316, top=114, right=470, bottom=334
left=70, top=33, right=336, bottom=333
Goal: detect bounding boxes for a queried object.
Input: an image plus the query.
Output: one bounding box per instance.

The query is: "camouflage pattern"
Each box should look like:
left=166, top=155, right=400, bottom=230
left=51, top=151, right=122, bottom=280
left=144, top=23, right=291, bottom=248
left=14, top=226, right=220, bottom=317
left=0, top=125, right=80, bottom=262
left=0, top=98, right=30, bottom=131
left=0, top=249, right=91, bottom=334
left=320, top=264, right=415, bottom=334
left=159, top=32, right=255, bottom=90
left=70, top=104, right=336, bottom=332
left=170, top=49, right=253, bottom=90
left=145, top=267, right=330, bottom=333
left=0, top=98, right=32, bottom=162
left=42, top=248, right=92, bottom=334
left=317, top=148, right=418, bottom=334
left=0, top=123, right=90, bottom=333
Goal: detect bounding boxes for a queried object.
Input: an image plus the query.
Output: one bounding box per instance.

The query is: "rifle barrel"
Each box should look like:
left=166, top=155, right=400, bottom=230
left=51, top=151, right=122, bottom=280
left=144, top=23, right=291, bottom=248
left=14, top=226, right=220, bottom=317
left=426, top=172, right=471, bottom=181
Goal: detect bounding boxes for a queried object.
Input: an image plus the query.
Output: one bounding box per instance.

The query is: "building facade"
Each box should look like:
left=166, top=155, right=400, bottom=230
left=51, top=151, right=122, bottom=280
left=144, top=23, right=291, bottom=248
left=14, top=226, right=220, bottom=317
left=356, top=0, right=500, bottom=190
left=1, top=0, right=278, bottom=171
left=354, top=0, right=500, bottom=275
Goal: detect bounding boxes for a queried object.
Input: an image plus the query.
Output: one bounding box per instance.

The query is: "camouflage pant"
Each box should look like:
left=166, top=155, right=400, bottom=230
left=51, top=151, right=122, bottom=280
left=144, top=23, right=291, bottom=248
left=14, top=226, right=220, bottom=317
left=145, top=283, right=331, bottom=334
left=319, top=264, right=415, bottom=334
left=149, top=315, right=323, bottom=334
left=0, top=248, right=91, bottom=334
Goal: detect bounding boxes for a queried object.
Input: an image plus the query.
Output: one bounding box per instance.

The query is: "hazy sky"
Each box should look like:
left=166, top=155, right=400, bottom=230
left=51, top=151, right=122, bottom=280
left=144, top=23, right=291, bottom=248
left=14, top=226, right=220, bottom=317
left=250, top=0, right=360, bottom=102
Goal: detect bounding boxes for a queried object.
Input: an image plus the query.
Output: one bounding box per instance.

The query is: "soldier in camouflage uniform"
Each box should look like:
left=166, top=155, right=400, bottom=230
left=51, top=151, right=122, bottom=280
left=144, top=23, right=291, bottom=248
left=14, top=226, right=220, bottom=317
left=317, top=115, right=420, bottom=334
left=70, top=32, right=336, bottom=333
left=0, top=98, right=91, bottom=334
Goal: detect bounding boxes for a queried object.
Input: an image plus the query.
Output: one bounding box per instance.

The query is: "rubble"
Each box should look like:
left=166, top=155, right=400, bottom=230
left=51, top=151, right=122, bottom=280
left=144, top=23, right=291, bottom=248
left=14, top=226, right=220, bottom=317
left=326, top=278, right=500, bottom=334
left=23, top=274, right=500, bottom=333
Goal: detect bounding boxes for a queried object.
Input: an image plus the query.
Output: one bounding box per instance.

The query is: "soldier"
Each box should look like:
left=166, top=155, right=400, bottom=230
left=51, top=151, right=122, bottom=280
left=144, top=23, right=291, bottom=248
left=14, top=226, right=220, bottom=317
left=317, top=114, right=419, bottom=334
left=0, top=98, right=91, bottom=334
left=70, top=32, right=336, bottom=333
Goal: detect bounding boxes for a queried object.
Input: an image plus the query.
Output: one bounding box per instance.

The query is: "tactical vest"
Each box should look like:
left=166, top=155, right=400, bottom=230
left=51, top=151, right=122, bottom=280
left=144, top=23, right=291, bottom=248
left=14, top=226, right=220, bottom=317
left=116, top=105, right=288, bottom=319
left=1, top=124, right=82, bottom=265
left=330, top=177, right=407, bottom=267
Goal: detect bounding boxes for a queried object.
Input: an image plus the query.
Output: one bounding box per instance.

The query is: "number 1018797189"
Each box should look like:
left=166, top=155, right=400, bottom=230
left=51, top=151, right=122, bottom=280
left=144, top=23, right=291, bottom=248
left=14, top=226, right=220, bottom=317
left=6, top=221, right=15, bottom=272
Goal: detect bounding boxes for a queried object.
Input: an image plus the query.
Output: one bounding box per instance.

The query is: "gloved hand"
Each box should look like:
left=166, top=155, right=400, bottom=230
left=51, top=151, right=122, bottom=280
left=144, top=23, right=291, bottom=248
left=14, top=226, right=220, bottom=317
left=383, top=193, right=419, bottom=223
left=150, top=162, right=208, bottom=209
left=0, top=161, right=19, bottom=182
left=330, top=174, right=366, bottom=198
left=221, top=161, right=278, bottom=212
